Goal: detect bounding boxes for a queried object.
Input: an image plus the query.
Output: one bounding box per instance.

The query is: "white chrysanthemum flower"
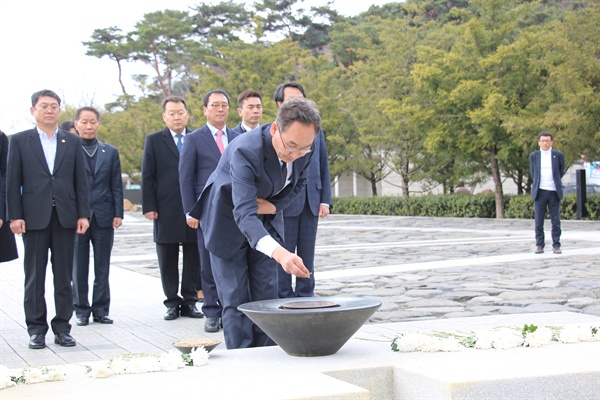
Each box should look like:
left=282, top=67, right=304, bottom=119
left=108, top=356, right=127, bottom=375
left=491, top=328, right=524, bottom=349
left=474, top=328, right=523, bottom=350
left=524, top=327, right=553, bottom=347
left=0, top=376, right=16, bottom=390
left=44, top=369, right=66, bottom=382
left=393, top=333, right=431, bottom=352
left=559, top=325, right=596, bottom=343
left=23, top=368, right=45, bottom=384
left=473, top=330, right=495, bottom=349
left=0, top=366, right=16, bottom=390
left=423, top=336, right=462, bottom=352
left=126, top=356, right=162, bottom=374
left=159, top=350, right=185, bottom=371
left=87, top=365, right=113, bottom=379
left=190, top=347, right=210, bottom=366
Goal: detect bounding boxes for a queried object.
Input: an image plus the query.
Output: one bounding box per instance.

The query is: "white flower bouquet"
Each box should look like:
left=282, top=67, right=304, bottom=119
left=391, top=323, right=599, bottom=352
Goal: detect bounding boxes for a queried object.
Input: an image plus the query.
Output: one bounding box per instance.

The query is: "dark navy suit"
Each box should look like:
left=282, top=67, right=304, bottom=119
left=179, top=125, right=239, bottom=318
left=231, top=123, right=247, bottom=134
left=190, top=124, right=311, bottom=349
left=529, top=148, right=565, bottom=249
left=279, top=129, right=331, bottom=297
left=73, top=140, right=123, bottom=319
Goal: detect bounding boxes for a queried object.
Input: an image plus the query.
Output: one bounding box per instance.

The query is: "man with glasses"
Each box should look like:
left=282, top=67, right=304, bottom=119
left=274, top=82, right=331, bottom=298
left=189, top=97, right=319, bottom=349
left=529, top=131, right=565, bottom=254
left=6, top=89, right=90, bottom=349
left=179, top=89, right=240, bottom=333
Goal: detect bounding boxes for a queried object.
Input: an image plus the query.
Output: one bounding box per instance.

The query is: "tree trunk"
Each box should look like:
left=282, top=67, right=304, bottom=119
left=490, top=148, right=505, bottom=218
left=401, top=158, right=410, bottom=197
left=371, top=176, right=378, bottom=196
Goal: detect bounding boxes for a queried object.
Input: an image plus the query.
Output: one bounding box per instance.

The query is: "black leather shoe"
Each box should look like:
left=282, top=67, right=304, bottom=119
left=164, top=306, right=179, bottom=320
left=535, top=246, right=544, bottom=254
left=29, top=334, right=46, bottom=349
left=76, top=317, right=89, bottom=326
left=180, top=304, right=204, bottom=318
left=204, top=316, right=220, bottom=332
left=54, top=332, right=76, bottom=347
left=93, top=316, right=114, bottom=324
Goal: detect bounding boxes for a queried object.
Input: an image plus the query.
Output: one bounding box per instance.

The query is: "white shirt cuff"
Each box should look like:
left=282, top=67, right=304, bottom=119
left=256, top=235, right=280, bottom=258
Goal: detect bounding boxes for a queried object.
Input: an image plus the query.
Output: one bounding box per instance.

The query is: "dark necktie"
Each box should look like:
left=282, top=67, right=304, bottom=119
left=281, top=161, right=288, bottom=188
left=176, top=134, right=183, bottom=153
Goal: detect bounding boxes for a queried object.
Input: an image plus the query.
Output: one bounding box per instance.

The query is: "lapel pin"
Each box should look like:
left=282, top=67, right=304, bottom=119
left=102, top=149, right=105, bottom=152
left=61, top=139, right=66, bottom=143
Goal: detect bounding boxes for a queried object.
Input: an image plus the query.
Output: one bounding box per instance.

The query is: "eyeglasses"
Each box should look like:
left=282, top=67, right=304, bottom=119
left=278, top=130, right=312, bottom=155
left=36, top=103, right=60, bottom=112
left=538, top=139, right=552, bottom=143
left=208, top=103, right=229, bottom=110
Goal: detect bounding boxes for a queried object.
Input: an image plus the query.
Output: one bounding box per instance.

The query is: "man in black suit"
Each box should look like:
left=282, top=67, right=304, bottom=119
left=6, top=89, right=90, bottom=349
left=142, top=96, right=203, bottom=320
left=0, top=130, right=18, bottom=263
left=231, top=90, right=263, bottom=134
left=179, top=89, right=240, bottom=333
left=190, top=97, right=319, bottom=349
left=72, top=106, right=124, bottom=326
left=529, top=131, right=565, bottom=254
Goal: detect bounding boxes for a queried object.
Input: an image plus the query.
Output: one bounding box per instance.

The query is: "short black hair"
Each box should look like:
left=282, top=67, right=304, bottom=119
left=273, top=82, right=306, bottom=105
left=203, top=89, right=230, bottom=107
left=538, top=131, right=553, bottom=140
left=237, top=90, right=262, bottom=108
left=59, top=121, right=76, bottom=132
left=75, top=106, right=100, bottom=121
left=163, top=96, right=187, bottom=111
left=31, top=89, right=61, bottom=107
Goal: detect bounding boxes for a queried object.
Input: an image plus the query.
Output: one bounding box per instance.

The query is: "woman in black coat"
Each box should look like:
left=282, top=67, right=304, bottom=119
left=0, top=130, right=18, bottom=262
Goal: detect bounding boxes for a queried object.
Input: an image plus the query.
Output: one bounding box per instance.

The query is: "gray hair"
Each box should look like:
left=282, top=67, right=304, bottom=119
left=276, top=97, right=321, bottom=135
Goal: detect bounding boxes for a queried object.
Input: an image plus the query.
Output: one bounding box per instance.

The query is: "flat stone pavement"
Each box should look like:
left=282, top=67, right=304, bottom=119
left=1, top=212, right=599, bottom=370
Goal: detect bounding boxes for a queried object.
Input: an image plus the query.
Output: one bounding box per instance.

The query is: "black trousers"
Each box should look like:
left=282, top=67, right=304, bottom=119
left=73, top=215, right=114, bottom=318
left=534, top=189, right=561, bottom=248
left=23, top=208, right=75, bottom=336
left=156, top=242, right=199, bottom=308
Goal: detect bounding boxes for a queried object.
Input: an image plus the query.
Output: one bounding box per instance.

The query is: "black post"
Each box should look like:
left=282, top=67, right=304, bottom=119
left=575, top=169, right=587, bottom=219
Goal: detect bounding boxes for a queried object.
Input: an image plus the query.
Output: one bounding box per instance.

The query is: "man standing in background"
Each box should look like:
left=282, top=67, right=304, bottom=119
left=72, top=106, right=123, bottom=326
left=7, top=89, right=89, bottom=349
left=142, top=96, right=203, bottom=321
left=529, top=131, right=565, bottom=254
left=180, top=89, right=239, bottom=333
left=274, top=82, right=332, bottom=298
left=231, top=90, right=263, bottom=134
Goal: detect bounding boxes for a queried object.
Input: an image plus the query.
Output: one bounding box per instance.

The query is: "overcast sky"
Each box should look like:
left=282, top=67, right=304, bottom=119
left=0, top=0, right=395, bottom=133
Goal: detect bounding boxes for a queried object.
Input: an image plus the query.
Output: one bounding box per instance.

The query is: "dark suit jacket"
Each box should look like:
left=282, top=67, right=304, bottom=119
left=529, top=149, right=565, bottom=201
left=231, top=123, right=248, bottom=134
left=0, top=133, right=7, bottom=221
left=142, top=127, right=197, bottom=243
left=179, top=125, right=239, bottom=214
left=6, top=128, right=89, bottom=229
left=86, top=140, right=124, bottom=227
left=190, top=123, right=311, bottom=259
left=283, top=129, right=331, bottom=217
